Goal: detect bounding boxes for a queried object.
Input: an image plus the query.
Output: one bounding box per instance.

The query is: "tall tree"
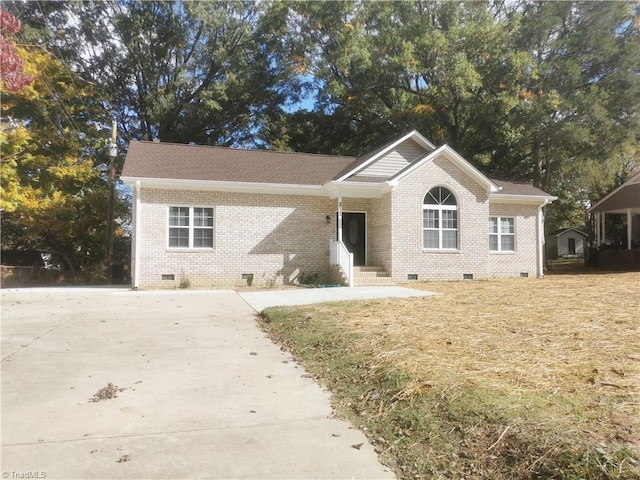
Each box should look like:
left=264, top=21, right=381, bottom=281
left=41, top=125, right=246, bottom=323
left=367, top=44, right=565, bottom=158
left=5, top=0, right=638, bottom=237
left=0, top=48, right=127, bottom=274
left=270, top=0, right=639, bottom=231
left=506, top=1, right=640, bottom=230
left=13, top=0, right=302, bottom=147
left=266, top=1, right=532, bottom=155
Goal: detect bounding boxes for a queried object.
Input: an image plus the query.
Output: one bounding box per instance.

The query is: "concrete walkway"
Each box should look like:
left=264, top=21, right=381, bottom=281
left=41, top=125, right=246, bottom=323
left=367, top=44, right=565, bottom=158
left=239, top=285, right=435, bottom=312
left=1, top=288, right=395, bottom=479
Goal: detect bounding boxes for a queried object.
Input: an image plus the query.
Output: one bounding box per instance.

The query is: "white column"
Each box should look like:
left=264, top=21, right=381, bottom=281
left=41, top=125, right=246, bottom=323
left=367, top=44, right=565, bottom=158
left=601, top=212, right=606, bottom=245
left=133, top=180, right=141, bottom=290
left=337, top=193, right=343, bottom=243
left=537, top=204, right=545, bottom=277
left=627, top=208, right=632, bottom=250
left=595, top=213, right=601, bottom=246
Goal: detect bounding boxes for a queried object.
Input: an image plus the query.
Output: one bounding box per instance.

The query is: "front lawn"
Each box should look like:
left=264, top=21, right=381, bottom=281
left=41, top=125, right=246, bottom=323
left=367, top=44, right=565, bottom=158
left=259, top=273, right=639, bottom=479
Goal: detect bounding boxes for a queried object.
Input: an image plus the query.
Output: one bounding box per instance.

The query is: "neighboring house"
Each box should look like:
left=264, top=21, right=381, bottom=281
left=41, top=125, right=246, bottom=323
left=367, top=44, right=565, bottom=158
left=587, top=172, right=640, bottom=270
left=545, top=228, right=589, bottom=259
left=121, top=131, right=556, bottom=289
left=589, top=172, right=640, bottom=249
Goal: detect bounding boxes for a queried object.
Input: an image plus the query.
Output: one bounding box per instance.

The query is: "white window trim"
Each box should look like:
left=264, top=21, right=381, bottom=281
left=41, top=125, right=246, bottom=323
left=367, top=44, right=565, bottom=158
left=489, top=216, right=515, bottom=252
left=422, top=187, right=459, bottom=251
left=167, top=205, right=215, bottom=249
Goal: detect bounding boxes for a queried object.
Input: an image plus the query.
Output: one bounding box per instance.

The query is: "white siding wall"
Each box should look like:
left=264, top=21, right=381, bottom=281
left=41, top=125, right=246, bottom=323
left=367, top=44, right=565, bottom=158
left=557, top=232, right=586, bottom=257
left=359, top=139, right=426, bottom=177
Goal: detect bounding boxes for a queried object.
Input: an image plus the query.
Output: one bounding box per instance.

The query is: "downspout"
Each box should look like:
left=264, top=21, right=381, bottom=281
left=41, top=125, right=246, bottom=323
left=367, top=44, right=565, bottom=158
left=337, top=193, right=343, bottom=243
left=133, top=180, right=141, bottom=290
left=627, top=208, right=632, bottom=250
left=537, top=201, right=547, bottom=278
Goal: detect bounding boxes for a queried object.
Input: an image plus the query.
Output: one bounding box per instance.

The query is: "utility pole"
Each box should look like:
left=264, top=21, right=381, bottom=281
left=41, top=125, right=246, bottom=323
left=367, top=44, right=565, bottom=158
left=105, top=120, right=117, bottom=284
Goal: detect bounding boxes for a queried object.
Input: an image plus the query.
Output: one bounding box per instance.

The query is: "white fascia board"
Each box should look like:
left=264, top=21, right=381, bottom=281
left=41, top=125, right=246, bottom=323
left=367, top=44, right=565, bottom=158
left=490, top=194, right=557, bottom=206
left=389, top=145, right=500, bottom=193
left=408, top=130, right=437, bottom=150
left=335, top=130, right=436, bottom=182
left=120, top=176, right=326, bottom=196
left=323, top=180, right=392, bottom=199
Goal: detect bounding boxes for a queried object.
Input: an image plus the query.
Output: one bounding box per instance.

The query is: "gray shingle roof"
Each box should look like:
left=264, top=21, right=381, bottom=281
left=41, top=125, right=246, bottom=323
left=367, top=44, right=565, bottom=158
left=121, top=141, right=358, bottom=185
left=122, top=139, right=553, bottom=198
left=492, top=179, right=551, bottom=196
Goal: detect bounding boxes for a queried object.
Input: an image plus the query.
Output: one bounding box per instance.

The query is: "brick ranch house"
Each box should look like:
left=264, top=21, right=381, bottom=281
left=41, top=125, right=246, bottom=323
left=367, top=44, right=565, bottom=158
left=121, top=131, right=556, bottom=289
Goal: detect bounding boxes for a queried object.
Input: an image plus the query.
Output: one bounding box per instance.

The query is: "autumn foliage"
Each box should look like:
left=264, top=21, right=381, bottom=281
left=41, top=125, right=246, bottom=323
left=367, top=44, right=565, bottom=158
left=0, top=8, right=33, bottom=92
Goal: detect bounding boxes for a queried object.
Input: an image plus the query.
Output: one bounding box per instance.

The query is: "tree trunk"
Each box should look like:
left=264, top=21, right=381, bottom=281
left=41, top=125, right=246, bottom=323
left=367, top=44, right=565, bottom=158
left=532, top=135, right=542, bottom=189
left=45, top=234, right=77, bottom=272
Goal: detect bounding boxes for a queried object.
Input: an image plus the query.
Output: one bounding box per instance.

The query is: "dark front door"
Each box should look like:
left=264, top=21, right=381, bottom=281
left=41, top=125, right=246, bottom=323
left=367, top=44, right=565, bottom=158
left=340, top=212, right=366, bottom=266
left=568, top=237, right=576, bottom=255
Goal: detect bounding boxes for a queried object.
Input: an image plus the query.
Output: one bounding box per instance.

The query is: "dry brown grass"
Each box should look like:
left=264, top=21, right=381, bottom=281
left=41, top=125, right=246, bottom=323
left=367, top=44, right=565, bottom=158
left=353, top=273, right=638, bottom=400
left=262, top=272, right=640, bottom=478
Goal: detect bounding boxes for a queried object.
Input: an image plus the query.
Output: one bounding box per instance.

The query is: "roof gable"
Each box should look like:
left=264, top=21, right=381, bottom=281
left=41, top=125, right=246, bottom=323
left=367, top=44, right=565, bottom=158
left=334, top=131, right=435, bottom=181
left=388, top=144, right=500, bottom=193
left=547, top=228, right=588, bottom=238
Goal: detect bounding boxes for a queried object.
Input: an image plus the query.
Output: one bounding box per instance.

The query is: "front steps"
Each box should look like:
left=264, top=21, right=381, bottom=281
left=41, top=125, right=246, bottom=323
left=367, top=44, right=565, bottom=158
left=329, top=264, right=394, bottom=287
left=353, top=266, right=394, bottom=286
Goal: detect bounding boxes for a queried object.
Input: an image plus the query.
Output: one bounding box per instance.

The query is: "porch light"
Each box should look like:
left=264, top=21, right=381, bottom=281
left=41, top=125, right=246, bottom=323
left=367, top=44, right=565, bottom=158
left=325, top=214, right=331, bottom=225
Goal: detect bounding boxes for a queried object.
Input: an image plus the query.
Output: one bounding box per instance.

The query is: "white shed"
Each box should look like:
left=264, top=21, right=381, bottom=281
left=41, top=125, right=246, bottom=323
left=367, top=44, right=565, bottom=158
left=546, top=228, right=589, bottom=259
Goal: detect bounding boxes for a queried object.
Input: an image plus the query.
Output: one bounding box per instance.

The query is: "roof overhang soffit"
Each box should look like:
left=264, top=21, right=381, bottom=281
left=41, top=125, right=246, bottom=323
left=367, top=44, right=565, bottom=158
left=121, top=176, right=328, bottom=196
left=120, top=176, right=391, bottom=199
left=324, top=181, right=392, bottom=199
left=489, top=194, right=557, bottom=206
left=588, top=175, right=640, bottom=214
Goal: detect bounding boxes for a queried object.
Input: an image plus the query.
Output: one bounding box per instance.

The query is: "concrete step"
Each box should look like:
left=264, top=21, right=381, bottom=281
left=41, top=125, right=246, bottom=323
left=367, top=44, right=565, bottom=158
left=353, top=266, right=394, bottom=286
left=354, top=278, right=395, bottom=286
left=354, top=266, right=386, bottom=273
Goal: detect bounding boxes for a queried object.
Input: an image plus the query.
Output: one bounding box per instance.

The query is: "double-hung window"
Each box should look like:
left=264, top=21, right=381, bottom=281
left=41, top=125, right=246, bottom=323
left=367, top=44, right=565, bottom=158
left=168, top=206, right=214, bottom=248
left=423, top=187, right=458, bottom=249
left=489, top=217, right=514, bottom=252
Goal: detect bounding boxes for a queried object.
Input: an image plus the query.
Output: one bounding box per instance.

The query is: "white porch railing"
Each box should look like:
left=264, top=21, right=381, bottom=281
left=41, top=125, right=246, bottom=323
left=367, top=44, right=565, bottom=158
left=330, top=240, right=354, bottom=287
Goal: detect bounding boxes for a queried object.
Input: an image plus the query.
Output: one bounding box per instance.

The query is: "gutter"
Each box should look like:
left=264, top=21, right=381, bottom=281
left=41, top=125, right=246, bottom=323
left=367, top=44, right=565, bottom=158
left=490, top=194, right=558, bottom=205
left=133, top=180, right=141, bottom=290
left=537, top=198, right=553, bottom=278
left=121, top=176, right=326, bottom=196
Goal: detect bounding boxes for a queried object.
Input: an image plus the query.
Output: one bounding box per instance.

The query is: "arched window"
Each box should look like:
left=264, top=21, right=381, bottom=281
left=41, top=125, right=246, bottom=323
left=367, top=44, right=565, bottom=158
left=423, top=187, right=458, bottom=249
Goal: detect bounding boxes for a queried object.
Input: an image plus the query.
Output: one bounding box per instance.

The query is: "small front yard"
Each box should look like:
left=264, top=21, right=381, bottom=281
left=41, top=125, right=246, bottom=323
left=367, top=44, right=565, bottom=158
left=260, top=272, right=640, bottom=479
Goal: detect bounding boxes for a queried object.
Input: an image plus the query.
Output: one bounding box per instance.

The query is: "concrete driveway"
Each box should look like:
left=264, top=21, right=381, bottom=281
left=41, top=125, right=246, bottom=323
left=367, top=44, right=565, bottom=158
left=1, top=288, right=395, bottom=480
left=239, top=286, right=435, bottom=312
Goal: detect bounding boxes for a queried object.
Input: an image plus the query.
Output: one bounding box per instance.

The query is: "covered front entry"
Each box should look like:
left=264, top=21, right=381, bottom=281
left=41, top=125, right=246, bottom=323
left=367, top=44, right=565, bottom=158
left=339, top=212, right=366, bottom=266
